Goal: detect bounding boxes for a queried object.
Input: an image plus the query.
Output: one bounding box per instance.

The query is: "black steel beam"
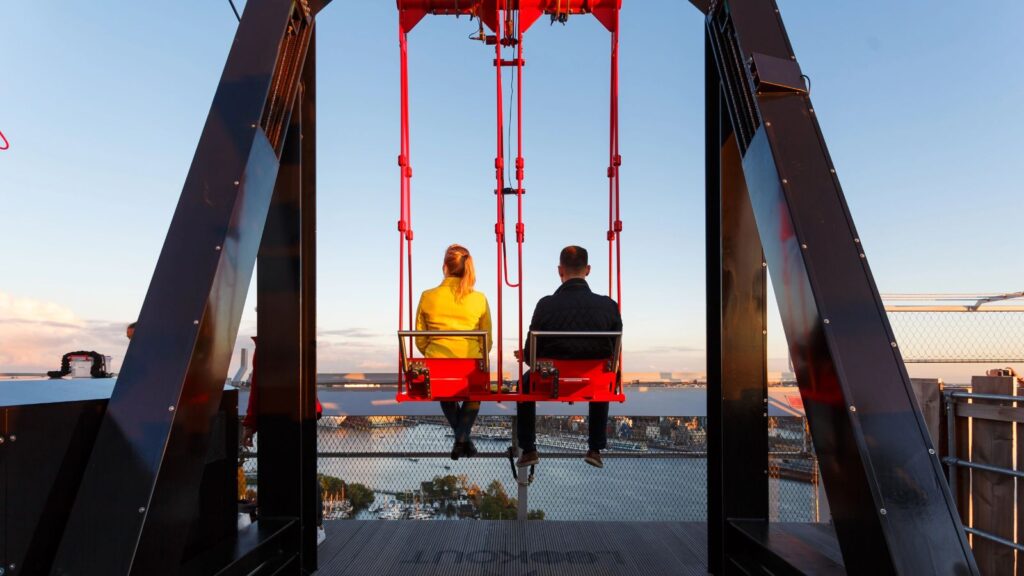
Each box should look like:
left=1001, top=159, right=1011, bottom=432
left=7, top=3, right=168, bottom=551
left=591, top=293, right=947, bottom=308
left=707, top=25, right=769, bottom=569
left=299, top=28, right=320, bottom=573
left=255, top=28, right=318, bottom=575
left=707, top=0, right=979, bottom=573
left=52, top=1, right=309, bottom=573
left=705, top=28, right=724, bottom=575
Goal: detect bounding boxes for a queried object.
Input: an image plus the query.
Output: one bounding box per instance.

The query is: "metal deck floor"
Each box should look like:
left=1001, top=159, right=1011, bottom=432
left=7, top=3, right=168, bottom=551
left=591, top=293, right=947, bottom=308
left=318, top=520, right=709, bottom=575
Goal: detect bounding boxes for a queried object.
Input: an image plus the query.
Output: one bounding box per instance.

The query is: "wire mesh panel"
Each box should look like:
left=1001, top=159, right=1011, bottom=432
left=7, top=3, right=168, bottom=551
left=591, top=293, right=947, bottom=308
left=240, top=414, right=820, bottom=522
left=768, top=416, right=820, bottom=523
left=887, top=310, right=1024, bottom=363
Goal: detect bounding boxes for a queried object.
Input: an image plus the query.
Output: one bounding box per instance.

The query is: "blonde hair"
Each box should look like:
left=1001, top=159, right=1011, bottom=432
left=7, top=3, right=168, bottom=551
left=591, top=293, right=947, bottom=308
left=444, top=244, right=476, bottom=302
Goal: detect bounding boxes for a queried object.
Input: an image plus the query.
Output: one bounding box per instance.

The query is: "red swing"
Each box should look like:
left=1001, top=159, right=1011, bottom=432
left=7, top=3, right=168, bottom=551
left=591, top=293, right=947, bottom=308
left=394, top=0, right=624, bottom=404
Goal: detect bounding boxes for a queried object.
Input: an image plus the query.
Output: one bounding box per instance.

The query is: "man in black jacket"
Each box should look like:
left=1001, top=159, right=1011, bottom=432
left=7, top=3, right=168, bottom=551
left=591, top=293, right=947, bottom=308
left=515, top=246, right=623, bottom=468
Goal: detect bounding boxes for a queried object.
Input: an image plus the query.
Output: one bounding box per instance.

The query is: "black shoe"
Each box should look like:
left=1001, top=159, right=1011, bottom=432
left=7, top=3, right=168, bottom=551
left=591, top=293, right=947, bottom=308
left=464, top=440, right=479, bottom=458
left=451, top=442, right=465, bottom=461
left=517, top=449, right=540, bottom=467
left=584, top=449, right=603, bottom=468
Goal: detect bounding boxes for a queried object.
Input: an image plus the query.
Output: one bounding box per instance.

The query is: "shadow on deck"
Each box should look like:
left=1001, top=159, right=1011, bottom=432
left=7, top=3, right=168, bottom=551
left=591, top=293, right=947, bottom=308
left=318, top=520, right=846, bottom=575
left=318, top=520, right=709, bottom=575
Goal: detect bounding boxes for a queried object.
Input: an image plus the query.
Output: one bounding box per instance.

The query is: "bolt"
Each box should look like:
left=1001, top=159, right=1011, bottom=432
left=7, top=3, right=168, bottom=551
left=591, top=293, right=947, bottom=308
left=765, top=121, right=772, bottom=127
left=801, top=243, right=808, bottom=249
left=233, top=180, right=240, bottom=186
left=790, top=55, right=796, bottom=60
left=168, top=405, right=176, bottom=412
left=928, top=448, right=936, bottom=455
left=193, top=319, right=200, bottom=325
left=215, top=245, right=222, bottom=251
left=823, top=319, right=830, bottom=325
left=782, top=178, right=788, bottom=184
left=879, top=508, right=887, bottom=516
left=859, top=253, right=866, bottom=259
left=763, top=412, right=768, bottom=417
left=891, top=342, right=898, bottom=348
left=761, top=262, right=767, bottom=268
left=139, top=507, right=146, bottom=514
left=854, top=238, right=861, bottom=244
left=8, top=435, right=14, bottom=442
left=250, top=123, right=257, bottom=128
left=762, top=329, right=768, bottom=335
left=809, top=108, right=814, bottom=113
left=849, top=405, right=857, bottom=413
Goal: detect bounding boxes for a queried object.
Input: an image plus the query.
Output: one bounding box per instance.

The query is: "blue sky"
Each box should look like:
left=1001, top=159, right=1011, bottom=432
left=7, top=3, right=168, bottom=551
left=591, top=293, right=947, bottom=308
left=1, top=1, right=1021, bottom=381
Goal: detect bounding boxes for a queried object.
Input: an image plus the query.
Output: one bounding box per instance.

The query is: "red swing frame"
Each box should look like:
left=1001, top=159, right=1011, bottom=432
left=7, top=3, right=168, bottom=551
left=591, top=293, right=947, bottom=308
left=394, top=0, right=623, bottom=404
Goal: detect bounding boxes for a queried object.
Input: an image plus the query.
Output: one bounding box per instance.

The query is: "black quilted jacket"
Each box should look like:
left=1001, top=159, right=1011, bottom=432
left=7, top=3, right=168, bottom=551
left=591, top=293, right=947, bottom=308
left=523, top=278, right=623, bottom=362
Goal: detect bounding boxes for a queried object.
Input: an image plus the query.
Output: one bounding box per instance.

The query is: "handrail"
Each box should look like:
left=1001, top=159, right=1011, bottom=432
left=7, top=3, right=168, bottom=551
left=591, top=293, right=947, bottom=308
left=527, top=331, right=623, bottom=375
left=948, top=391, right=1020, bottom=402
left=397, top=330, right=489, bottom=374
left=944, top=388, right=1024, bottom=558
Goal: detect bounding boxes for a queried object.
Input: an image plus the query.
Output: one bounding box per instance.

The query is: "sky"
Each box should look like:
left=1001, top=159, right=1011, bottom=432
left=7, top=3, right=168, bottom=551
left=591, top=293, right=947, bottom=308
left=1, top=1, right=1021, bottom=382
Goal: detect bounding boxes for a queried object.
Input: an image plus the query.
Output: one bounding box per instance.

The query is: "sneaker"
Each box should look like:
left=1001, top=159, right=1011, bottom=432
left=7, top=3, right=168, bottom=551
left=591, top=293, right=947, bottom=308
left=317, top=526, right=327, bottom=546
left=584, top=450, right=603, bottom=468
left=516, top=449, right=540, bottom=467
left=464, top=440, right=479, bottom=458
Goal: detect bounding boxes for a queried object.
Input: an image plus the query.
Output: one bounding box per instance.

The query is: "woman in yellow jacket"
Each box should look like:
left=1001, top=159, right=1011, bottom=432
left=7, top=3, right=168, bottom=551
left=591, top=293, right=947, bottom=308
left=415, top=244, right=492, bottom=459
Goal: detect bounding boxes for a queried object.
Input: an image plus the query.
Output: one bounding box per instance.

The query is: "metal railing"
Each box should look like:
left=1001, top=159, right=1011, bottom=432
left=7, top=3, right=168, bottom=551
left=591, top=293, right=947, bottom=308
left=944, top=389, right=1024, bottom=563
left=240, top=414, right=820, bottom=523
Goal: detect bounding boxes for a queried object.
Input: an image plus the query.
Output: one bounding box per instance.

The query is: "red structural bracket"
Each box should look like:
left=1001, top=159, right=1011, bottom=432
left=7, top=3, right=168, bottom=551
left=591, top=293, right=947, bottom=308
left=397, top=0, right=620, bottom=34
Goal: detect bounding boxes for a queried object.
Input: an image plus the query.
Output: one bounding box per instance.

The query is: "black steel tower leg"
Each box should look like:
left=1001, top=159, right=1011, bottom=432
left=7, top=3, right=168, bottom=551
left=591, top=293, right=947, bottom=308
left=707, top=29, right=770, bottom=573
left=257, top=28, right=319, bottom=574
left=52, top=1, right=315, bottom=573
left=703, top=0, right=979, bottom=573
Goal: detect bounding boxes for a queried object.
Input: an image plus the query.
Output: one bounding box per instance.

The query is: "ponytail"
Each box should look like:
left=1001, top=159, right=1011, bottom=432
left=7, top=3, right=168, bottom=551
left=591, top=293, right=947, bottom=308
left=444, top=244, right=476, bottom=302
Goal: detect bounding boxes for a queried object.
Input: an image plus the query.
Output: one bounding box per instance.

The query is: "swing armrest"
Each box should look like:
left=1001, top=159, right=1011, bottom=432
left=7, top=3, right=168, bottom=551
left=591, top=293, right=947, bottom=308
left=397, top=330, right=490, bottom=373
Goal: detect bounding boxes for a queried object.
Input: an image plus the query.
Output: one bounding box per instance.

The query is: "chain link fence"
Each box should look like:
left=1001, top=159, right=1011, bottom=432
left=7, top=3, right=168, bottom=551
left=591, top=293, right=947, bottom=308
left=887, top=310, right=1024, bottom=363
left=240, top=414, right=819, bottom=523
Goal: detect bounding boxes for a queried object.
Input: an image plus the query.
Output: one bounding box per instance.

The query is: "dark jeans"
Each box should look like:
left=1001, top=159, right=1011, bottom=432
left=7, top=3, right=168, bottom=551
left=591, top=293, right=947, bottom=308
left=516, top=371, right=609, bottom=452
left=440, top=401, right=480, bottom=443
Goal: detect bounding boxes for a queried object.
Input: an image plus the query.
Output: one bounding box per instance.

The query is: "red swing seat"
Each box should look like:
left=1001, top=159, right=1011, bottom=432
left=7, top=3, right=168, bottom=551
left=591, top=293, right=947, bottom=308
left=510, top=330, right=625, bottom=403
left=395, top=330, right=625, bottom=403
left=395, top=330, right=492, bottom=402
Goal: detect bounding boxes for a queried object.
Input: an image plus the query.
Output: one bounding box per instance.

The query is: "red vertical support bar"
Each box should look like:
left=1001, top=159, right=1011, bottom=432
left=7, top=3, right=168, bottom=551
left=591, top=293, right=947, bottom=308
left=397, top=25, right=416, bottom=377
left=493, top=0, right=506, bottom=390
left=612, top=8, right=622, bottom=312
left=515, top=16, right=526, bottom=385
left=397, top=26, right=408, bottom=384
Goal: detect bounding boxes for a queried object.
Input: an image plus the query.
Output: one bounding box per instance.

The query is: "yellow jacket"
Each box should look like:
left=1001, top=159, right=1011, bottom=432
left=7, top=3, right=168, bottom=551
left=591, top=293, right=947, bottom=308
left=415, top=277, right=493, bottom=359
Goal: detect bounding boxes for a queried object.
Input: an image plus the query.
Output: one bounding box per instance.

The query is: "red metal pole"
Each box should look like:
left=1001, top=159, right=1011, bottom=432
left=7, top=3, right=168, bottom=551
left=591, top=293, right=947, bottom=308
left=515, top=18, right=525, bottom=385
left=611, top=14, right=621, bottom=312
left=399, top=26, right=415, bottom=377
left=494, top=0, right=505, bottom=391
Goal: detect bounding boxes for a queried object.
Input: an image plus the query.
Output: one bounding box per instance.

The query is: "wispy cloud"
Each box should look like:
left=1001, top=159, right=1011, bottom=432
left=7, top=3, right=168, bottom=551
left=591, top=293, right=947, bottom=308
left=319, top=327, right=378, bottom=339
